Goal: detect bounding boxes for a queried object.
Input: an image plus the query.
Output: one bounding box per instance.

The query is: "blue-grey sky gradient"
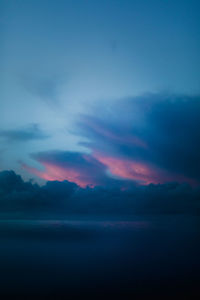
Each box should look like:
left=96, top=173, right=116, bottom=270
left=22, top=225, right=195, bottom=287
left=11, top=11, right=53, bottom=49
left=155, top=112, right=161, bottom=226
left=0, top=0, right=200, bottom=184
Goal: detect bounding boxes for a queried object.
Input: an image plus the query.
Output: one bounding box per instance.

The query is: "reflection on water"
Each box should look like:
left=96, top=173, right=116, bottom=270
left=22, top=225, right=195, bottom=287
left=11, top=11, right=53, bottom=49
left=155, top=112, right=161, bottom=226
left=0, top=219, right=150, bottom=228
left=0, top=217, right=199, bottom=298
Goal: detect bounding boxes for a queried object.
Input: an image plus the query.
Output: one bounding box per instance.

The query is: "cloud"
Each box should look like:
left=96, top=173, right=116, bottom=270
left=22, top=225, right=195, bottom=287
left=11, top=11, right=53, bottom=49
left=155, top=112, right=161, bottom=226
left=0, top=170, right=77, bottom=214
left=0, top=123, right=49, bottom=142
left=76, top=93, right=200, bottom=185
left=22, top=151, right=112, bottom=188
left=0, top=170, right=199, bottom=217
left=21, top=93, right=200, bottom=187
left=21, top=74, right=66, bottom=105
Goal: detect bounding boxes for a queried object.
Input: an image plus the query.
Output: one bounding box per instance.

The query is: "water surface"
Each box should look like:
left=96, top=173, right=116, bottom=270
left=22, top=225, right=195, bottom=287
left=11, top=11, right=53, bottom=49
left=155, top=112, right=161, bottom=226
left=0, top=216, right=199, bottom=298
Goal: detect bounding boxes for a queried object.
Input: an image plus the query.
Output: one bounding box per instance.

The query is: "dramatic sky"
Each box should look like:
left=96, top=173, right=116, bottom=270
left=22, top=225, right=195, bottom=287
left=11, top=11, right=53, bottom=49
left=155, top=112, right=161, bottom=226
left=0, top=0, right=200, bottom=188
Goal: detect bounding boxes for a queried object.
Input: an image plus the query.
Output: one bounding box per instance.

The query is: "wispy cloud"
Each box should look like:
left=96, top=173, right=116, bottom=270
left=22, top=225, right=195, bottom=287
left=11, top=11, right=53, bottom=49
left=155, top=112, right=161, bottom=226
left=0, top=123, right=49, bottom=142
left=76, top=93, right=200, bottom=185
left=21, top=74, right=66, bottom=105
left=22, top=151, right=109, bottom=188
left=23, top=93, right=200, bottom=187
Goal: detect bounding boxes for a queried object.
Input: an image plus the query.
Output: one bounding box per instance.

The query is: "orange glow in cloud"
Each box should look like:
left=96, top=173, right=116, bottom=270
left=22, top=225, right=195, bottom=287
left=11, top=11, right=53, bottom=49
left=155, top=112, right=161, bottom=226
left=93, top=153, right=197, bottom=186
left=22, top=162, right=92, bottom=187
left=93, top=153, right=156, bottom=184
left=22, top=153, right=197, bottom=187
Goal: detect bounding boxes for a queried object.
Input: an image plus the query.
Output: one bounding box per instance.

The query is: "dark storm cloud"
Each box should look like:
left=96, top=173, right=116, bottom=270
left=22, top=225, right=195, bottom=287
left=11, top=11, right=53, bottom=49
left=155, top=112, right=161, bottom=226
left=0, top=170, right=199, bottom=217
left=0, top=170, right=77, bottom=214
left=77, top=93, right=200, bottom=184
left=0, top=123, right=49, bottom=142
left=142, top=94, right=200, bottom=180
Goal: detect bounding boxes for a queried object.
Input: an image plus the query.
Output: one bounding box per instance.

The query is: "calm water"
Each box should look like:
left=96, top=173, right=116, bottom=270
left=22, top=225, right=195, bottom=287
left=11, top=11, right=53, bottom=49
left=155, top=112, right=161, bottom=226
left=0, top=216, right=199, bottom=299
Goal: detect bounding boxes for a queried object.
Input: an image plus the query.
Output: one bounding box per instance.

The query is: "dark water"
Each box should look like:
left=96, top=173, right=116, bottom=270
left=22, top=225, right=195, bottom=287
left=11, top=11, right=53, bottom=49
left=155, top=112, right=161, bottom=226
left=0, top=216, right=199, bottom=299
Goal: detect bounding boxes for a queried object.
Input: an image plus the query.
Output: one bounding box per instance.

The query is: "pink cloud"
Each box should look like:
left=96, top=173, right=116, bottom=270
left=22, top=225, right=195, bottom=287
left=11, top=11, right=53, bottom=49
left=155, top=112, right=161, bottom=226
left=22, top=162, right=94, bottom=188
left=22, top=149, right=198, bottom=188
left=82, top=117, right=147, bottom=148
left=93, top=153, right=157, bottom=184
left=93, top=152, right=197, bottom=186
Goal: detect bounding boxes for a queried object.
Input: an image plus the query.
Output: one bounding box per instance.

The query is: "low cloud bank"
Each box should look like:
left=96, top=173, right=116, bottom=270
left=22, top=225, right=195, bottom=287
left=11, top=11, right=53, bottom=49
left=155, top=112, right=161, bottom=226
left=0, top=170, right=199, bottom=218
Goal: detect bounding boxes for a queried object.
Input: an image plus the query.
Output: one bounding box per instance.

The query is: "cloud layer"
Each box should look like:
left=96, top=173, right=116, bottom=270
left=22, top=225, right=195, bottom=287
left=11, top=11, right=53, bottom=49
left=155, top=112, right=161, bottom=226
left=0, top=170, right=200, bottom=217
left=23, top=151, right=109, bottom=188
left=23, top=94, right=200, bottom=187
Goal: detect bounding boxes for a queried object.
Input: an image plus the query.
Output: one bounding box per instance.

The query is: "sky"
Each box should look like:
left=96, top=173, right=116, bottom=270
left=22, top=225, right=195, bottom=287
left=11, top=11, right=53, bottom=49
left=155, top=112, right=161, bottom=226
left=0, top=0, right=200, bottom=188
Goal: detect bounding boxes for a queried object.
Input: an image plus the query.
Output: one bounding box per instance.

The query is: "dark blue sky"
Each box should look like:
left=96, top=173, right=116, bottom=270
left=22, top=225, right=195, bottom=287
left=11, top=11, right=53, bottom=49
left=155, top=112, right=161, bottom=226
left=0, top=0, right=200, bottom=186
